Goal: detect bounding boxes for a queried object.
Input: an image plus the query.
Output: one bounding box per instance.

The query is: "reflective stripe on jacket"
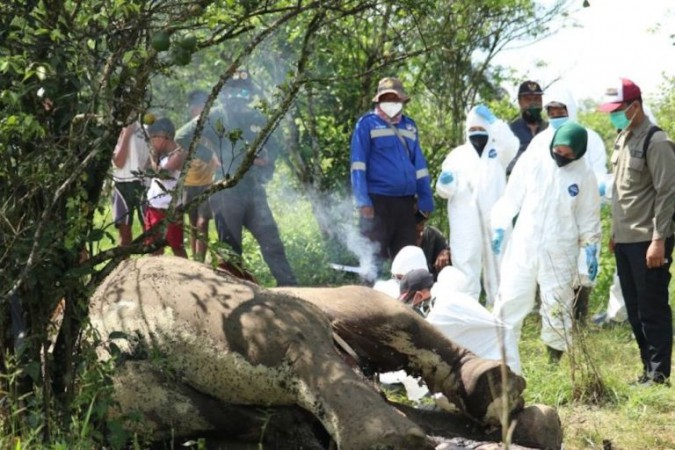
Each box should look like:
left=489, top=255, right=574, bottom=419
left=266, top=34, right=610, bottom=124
left=350, top=112, right=433, bottom=212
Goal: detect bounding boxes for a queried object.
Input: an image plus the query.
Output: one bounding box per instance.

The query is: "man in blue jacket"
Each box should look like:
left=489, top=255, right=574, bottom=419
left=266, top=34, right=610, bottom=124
left=350, top=77, right=434, bottom=282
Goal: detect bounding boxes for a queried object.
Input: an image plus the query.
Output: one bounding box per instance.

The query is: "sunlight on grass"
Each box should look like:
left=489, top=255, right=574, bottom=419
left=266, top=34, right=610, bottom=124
left=92, top=177, right=675, bottom=450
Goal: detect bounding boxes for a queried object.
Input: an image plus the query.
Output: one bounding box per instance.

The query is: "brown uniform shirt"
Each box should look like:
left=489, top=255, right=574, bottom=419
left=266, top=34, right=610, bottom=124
left=611, top=117, right=675, bottom=243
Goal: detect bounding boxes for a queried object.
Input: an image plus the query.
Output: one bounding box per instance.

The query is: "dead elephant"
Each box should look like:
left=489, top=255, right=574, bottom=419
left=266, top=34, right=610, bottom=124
left=90, top=256, right=562, bottom=449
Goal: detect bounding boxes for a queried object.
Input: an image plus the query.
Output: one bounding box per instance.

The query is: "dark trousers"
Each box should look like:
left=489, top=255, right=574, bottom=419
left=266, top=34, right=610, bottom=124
left=210, top=187, right=298, bottom=287
left=615, top=236, right=674, bottom=379
left=360, top=194, right=417, bottom=277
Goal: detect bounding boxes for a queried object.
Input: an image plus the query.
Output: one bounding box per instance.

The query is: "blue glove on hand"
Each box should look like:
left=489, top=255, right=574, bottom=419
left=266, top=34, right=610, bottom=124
left=585, top=244, right=599, bottom=281
left=598, top=181, right=606, bottom=198
left=491, top=228, right=505, bottom=255
left=439, top=170, right=454, bottom=185
left=475, top=104, right=497, bottom=124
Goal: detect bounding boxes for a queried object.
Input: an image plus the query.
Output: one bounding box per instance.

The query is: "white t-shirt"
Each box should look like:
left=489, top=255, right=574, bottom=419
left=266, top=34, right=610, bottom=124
left=112, top=124, right=150, bottom=182
left=146, top=154, right=181, bottom=209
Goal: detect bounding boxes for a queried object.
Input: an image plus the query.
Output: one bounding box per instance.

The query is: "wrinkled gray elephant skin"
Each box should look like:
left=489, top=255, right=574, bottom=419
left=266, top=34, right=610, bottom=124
left=90, top=257, right=554, bottom=450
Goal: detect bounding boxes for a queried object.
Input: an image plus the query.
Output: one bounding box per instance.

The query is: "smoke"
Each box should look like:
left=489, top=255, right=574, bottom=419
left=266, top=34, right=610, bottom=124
left=311, top=189, right=380, bottom=282
left=244, top=40, right=381, bottom=281
left=148, top=31, right=383, bottom=283
left=268, top=175, right=381, bottom=282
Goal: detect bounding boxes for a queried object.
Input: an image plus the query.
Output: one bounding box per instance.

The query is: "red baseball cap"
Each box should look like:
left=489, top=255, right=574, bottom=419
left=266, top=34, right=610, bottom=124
left=598, top=78, right=642, bottom=112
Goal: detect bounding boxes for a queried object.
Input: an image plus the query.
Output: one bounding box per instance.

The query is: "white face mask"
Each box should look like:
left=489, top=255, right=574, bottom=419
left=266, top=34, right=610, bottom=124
left=379, top=102, right=403, bottom=118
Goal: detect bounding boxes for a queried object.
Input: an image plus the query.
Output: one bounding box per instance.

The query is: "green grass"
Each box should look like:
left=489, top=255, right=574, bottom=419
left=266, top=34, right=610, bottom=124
left=514, top=217, right=675, bottom=450
left=93, top=182, right=675, bottom=450
left=95, top=175, right=358, bottom=287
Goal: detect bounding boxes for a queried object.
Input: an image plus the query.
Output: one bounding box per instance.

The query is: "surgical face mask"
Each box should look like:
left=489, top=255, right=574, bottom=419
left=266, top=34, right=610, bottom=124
left=468, top=131, right=489, bottom=156
left=379, top=102, right=403, bottom=118
left=549, top=116, right=569, bottom=130
left=552, top=151, right=574, bottom=167
left=609, top=104, right=634, bottom=130
left=523, top=107, right=542, bottom=124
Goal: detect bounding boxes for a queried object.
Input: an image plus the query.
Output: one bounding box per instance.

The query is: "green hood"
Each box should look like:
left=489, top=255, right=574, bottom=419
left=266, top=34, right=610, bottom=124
left=550, top=121, right=588, bottom=161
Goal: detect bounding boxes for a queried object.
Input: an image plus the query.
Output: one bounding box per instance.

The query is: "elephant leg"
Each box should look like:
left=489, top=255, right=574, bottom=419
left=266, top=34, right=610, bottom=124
left=226, top=293, right=430, bottom=450
left=277, top=286, right=526, bottom=426
left=109, top=360, right=327, bottom=449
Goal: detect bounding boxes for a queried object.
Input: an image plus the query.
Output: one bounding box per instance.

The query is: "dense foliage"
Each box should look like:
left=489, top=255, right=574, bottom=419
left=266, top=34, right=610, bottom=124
left=0, top=0, right=578, bottom=446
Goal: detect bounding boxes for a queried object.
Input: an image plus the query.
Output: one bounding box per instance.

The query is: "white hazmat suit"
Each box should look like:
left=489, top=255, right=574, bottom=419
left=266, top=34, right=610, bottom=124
left=491, top=124, right=601, bottom=351
left=436, top=106, right=519, bottom=305
left=375, top=245, right=431, bottom=401
left=373, top=245, right=427, bottom=298
left=380, top=265, right=522, bottom=402
left=428, top=266, right=521, bottom=374
left=530, top=87, right=608, bottom=288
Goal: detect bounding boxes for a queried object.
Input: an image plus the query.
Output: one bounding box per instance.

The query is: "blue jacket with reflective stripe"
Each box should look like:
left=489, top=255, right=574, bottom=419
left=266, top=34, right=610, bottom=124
left=350, top=112, right=434, bottom=212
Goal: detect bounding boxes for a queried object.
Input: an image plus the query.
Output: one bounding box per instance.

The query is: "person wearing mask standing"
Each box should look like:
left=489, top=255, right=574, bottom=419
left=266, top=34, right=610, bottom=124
left=350, top=77, right=434, bottom=283
left=599, top=78, right=675, bottom=385
left=528, top=86, right=608, bottom=324
left=436, top=104, right=519, bottom=305
left=491, top=122, right=601, bottom=362
left=507, top=80, right=548, bottom=175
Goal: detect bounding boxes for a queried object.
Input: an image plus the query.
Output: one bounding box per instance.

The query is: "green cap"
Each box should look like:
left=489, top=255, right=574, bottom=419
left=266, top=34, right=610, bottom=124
left=551, top=121, right=588, bottom=160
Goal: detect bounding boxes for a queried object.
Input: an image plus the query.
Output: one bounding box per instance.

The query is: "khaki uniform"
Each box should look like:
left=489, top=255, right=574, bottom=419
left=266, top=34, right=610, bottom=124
left=611, top=118, right=675, bottom=243
left=610, top=115, right=675, bottom=382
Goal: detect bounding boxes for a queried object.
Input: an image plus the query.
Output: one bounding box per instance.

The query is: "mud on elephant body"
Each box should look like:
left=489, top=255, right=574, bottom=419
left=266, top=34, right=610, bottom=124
left=90, top=257, right=556, bottom=449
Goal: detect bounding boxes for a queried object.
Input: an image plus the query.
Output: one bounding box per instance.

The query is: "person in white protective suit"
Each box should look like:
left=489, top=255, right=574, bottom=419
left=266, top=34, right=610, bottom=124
left=589, top=172, right=630, bottom=326
left=436, top=104, right=519, bottom=306
left=374, top=248, right=431, bottom=401
left=527, top=86, right=608, bottom=324
left=372, top=245, right=427, bottom=298
left=490, top=121, right=601, bottom=362
left=380, top=265, right=522, bottom=403
left=428, top=266, right=521, bottom=374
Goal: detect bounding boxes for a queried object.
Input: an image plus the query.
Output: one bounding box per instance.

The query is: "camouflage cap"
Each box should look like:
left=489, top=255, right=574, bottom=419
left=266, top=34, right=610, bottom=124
left=372, top=77, right=410, bottom=103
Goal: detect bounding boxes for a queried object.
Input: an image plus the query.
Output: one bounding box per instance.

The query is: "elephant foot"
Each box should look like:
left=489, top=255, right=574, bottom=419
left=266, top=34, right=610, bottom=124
left=357, top=422, right=430, bottom=450
left=511, top=404, right=562, bottom=450
left=456, top=358, right=526, bottom=425
left=331, top=404, right=430, bottom=450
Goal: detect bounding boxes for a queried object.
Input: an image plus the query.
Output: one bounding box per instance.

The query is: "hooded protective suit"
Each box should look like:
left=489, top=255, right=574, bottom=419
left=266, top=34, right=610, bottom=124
left=380, top=265, right=522, bottom=402
left=491, top=122, right=601, bottom=351
left=373, top=245, right=427, bottom=298
left=531, top=87, right=608, bottom=287
left=537, top=87, right=608, bottom=179
left=436, top=106, right=519, bottom=305
left=428, top=267, right=521, bottom=374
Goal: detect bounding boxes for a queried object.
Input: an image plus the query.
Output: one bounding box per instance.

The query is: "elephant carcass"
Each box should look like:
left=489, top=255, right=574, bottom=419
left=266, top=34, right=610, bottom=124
left=274, top=286, right=526, bottom=424
left=89, top=256, right=532, bottom=449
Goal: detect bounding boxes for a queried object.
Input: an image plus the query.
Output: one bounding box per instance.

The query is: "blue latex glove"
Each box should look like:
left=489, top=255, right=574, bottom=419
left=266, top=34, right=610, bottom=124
left=585, top=244, right=598, bottom=281
left=491, top=228, right=505, bottom=255
left=439, top=170, right=454, bottom=185
left=598, top=181, right=606, bottom=198
left=474, top=104, right=497, bottom=124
